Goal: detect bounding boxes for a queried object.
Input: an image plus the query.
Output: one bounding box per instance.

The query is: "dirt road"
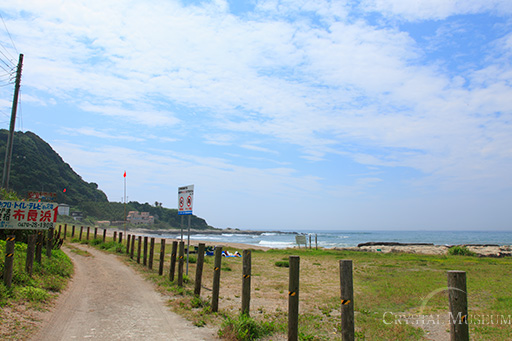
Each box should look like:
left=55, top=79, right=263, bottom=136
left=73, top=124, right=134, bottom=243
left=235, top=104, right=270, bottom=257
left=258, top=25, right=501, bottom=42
left=31, top=244, right=217, bottom=340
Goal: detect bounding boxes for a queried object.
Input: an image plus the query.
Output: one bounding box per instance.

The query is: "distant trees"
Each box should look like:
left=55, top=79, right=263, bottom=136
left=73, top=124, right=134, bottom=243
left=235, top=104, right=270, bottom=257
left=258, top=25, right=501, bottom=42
left=0, top=130, right=108, bottom=205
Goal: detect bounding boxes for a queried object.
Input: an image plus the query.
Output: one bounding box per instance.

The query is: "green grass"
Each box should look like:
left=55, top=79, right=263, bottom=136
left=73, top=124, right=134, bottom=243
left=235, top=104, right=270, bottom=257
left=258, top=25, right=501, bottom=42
left=0, top=237, right=73, bottom=339
left=63, top=232, right=512, bottom=340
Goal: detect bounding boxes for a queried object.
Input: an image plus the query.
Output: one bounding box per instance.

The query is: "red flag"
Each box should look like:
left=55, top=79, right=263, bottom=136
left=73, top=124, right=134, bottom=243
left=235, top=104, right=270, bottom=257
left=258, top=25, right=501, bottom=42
left=123, top=171, right=126, bottom=178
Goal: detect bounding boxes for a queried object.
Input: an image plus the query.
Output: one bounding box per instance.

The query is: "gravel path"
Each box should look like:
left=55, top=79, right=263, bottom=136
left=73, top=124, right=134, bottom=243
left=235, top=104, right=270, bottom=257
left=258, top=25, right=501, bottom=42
left=31, top=244, right=217, bottom=340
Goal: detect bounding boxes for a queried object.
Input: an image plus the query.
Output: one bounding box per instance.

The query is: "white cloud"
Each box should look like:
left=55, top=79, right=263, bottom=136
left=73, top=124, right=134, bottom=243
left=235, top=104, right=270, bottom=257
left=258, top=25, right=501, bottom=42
left=1, top=1, right=512, bottom=229
left=362, top=0, right=512, bottom=21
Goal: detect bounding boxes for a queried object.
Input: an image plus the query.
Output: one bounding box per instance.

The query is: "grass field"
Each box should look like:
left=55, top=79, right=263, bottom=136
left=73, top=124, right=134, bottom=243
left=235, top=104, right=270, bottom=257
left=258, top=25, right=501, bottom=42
left=112, top=236, right=512, bottom=340
left=2, top=227, right=511, bottom=340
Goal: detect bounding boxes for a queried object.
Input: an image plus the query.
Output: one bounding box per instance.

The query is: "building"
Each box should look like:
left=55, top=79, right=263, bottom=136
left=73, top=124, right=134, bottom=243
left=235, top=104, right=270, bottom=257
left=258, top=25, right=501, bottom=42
left=126, top=211, right=154, bottom=225
left=58, top=203, right=70, bottom=216
left=71, top=211, right=83, bottom=221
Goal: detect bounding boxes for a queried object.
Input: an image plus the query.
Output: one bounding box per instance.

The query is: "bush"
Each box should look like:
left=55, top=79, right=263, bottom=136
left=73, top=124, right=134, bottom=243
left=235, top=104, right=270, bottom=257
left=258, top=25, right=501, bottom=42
left=16, top=286, right=49, bottom=302
left=275, top=261, right=289, bottom=268
left=448, top=246, right=476, bottom=256
left=218, top=314, right=275, bottom=340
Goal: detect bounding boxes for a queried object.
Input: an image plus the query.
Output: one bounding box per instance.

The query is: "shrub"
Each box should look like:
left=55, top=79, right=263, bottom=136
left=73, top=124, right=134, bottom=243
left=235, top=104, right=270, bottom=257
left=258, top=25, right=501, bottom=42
left=16, top=286, right=49, bottom=302
left=448, top=246, right=476, bottom=256
left=275, top=261, right=289, bottom=268
left=218, top=314, right=274, bottom=340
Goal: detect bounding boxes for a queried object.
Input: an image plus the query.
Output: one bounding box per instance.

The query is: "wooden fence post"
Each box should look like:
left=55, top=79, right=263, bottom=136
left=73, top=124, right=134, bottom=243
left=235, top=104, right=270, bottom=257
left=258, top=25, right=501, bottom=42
left=71, top=225, right=75, bottom=237
left=288, top=255, right=300, bottom=341
left=169, top=241, right=178, bottom=281
left=119, top=232, right=123, bottom=245
left=242, top=249, right=252, bottom=315
left=340, top=260, right=355, bottom=341
left=25, top=234, right=36, bottom=276
left=194, top=243, right=205, bottom=296
left=143, top=236, right=148, bottom=266
left=137, top=236, right=142, bottom=264
left=158, top=239, right=166, bottom=276
left=126, top=234, right=131, bottom=254
left=3, top=236, right=15, bottom=288
left=94, top=227, right=98, bottom=239
left=130, top=235, right=135, bottom=259
left=211, top=246, right=223, bottom=312
left=63, top=224, right=67, bottom=240
left=177, top=241, right=185, bottom=286
left=35, top=231, right=43, bottom=263
left=113, top=231, right=117, bottom=243
left=46, top=227, right=53, bottom=258
left=79, top=226, right=83, bottom=241
left=86, top=226, right=90, bottom=240
left=448, top=271, right=469, bottom=341
left=102, top=228, right=106, bottom=243
left=149, top=237, right=155, bottom=270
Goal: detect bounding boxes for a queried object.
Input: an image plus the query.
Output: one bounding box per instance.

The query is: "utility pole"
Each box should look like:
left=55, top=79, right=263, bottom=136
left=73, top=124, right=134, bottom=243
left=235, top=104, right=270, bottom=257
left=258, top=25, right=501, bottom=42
left=2, top=53, right=24, bottom=190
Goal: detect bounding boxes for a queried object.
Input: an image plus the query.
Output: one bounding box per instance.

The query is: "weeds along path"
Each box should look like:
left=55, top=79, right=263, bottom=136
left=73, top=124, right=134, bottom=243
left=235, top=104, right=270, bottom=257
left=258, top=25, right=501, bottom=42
left=31, top=244, right=217, bottom=341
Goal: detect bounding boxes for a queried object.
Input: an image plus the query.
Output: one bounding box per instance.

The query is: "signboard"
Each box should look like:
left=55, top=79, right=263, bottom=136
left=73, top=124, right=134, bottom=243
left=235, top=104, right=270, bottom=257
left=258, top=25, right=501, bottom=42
left=178, top=185, right=194, bottom=215
left=0, top=201, right=58, bottom=230
left=27, top=191, right=57, bottom=202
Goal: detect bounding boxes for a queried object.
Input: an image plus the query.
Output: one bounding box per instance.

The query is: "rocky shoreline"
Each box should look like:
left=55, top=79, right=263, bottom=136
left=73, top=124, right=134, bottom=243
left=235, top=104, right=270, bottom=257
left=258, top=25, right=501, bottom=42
left=337, top=242, right=512, bottom=257
left=117, top=227, right=512, bottom=257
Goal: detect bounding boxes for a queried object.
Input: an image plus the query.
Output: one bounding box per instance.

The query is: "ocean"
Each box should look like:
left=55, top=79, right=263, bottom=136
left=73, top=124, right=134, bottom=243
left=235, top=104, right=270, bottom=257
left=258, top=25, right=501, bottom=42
left=158, top=230, right=512, bottom=249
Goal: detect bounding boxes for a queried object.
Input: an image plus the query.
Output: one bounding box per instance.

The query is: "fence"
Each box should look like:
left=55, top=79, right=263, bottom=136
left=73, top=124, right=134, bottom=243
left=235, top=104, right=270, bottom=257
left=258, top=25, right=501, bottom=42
left=1, top=226, right=471, bottom=341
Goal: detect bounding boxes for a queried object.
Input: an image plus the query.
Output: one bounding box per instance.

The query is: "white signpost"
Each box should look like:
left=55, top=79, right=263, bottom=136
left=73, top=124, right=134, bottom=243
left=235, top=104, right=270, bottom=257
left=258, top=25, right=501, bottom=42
left=178, top=185, right=194, bottom=215
left=0, top=200, right=58, bottom=230
left=178, top=185, right=194, bottom=275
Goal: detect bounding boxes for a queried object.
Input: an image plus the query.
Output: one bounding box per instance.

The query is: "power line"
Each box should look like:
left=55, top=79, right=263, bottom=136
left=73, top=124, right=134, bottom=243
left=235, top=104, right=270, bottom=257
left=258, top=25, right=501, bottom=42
left=0, top=48, right=16, bottom=68
left=0, top=13, right=18, bottom=55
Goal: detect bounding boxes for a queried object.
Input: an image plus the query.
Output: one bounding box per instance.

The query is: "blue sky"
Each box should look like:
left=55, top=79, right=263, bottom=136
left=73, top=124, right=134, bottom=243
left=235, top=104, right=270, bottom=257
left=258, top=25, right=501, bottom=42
left=1, top=0, right=511, bottom=231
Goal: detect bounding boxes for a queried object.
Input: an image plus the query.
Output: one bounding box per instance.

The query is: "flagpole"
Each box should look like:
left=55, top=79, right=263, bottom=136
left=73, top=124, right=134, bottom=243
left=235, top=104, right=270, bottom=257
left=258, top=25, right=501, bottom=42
left=124, top=171, right=127, bottom=235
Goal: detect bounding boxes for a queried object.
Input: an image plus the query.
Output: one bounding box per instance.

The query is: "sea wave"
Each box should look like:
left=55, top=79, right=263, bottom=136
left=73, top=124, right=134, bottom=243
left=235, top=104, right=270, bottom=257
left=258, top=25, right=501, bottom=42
left=258, top=240, right=294, bottom=248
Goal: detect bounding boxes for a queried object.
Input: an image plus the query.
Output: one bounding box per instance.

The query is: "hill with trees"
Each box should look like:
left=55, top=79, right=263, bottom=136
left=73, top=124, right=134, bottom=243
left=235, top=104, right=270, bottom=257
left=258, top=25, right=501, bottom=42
left=0, top=130, right=213, bottom=230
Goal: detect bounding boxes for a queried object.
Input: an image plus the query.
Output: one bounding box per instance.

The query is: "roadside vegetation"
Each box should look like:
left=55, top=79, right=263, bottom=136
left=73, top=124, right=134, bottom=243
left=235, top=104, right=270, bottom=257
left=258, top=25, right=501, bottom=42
left=69, top=229, right=512, bottom=340
left=1, top=218, right=511, bottom=340
left=0, top=238, right=73, bottom=339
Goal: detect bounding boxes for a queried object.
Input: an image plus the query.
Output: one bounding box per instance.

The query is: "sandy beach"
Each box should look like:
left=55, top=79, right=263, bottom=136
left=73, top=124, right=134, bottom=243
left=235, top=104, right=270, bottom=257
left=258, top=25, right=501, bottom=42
left=63, top=225, right=512, bottom=257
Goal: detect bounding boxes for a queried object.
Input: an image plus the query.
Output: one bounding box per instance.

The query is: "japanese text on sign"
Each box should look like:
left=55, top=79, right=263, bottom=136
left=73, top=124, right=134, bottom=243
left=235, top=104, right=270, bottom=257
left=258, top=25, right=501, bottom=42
left=178, top=185, right=194, bottom=215
left=0, top=201, right=59, bottom=230
left=27, top=191, right=57, bottom=202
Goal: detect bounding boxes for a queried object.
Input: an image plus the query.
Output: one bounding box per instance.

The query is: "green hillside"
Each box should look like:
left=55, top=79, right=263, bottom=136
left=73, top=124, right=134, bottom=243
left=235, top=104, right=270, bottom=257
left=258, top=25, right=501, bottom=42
left=0, top=130, right=108, bottom=205
left=0, top=130, right=212, bottom=230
